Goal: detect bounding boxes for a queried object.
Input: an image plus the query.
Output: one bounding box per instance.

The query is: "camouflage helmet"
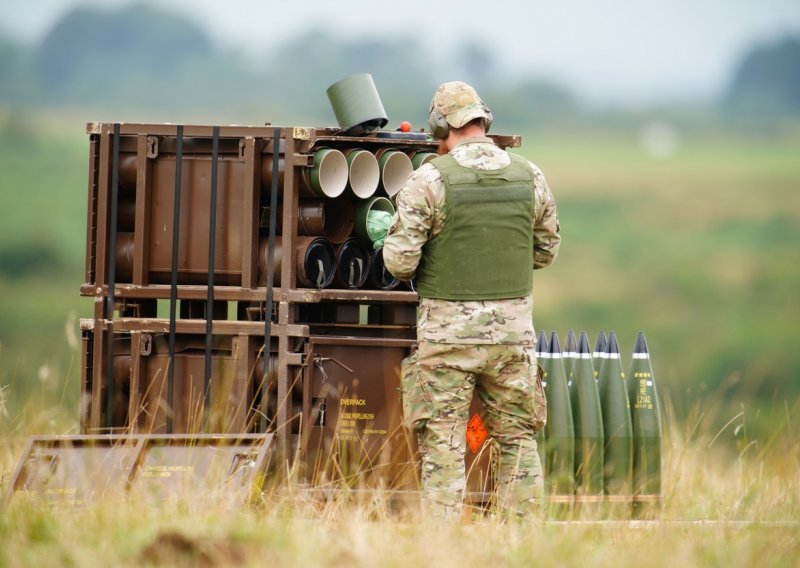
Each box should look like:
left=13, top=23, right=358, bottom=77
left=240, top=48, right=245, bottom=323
left=428, top=81, right=493, bottom=139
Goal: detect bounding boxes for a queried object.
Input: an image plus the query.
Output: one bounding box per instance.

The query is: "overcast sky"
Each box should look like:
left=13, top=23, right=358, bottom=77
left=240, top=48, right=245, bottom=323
left=2, top=0, right=800, bottom=106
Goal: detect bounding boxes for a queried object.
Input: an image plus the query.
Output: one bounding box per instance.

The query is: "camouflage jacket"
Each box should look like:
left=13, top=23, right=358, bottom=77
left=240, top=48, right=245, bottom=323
left=383, top=137, right=561, bottom=344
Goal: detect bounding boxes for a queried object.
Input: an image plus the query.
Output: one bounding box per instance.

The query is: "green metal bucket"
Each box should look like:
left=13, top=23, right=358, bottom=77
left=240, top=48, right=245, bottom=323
left=327, top=74, right=389, bottom=136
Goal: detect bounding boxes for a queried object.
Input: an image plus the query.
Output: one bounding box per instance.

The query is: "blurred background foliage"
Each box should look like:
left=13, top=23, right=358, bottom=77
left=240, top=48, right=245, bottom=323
left=0, top=2, right=798, bottom=443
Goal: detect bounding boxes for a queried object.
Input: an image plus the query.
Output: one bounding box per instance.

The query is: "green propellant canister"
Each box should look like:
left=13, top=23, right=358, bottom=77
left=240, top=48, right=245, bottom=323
left=627, top=331, right=662, bottom=515
left=593, top=330, right=607, bottom=383
left=544, top=330, right=575, bottom=503
left=354, top=196, right=395, bottom=248
left=570, top=331, right=604, bottom=502
left=599, top=331, right=633, bottom=501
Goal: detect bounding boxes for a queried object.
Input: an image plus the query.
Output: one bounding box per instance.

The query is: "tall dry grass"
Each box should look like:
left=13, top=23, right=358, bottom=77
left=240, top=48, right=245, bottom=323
left=1, top=388, right=798, bottom=568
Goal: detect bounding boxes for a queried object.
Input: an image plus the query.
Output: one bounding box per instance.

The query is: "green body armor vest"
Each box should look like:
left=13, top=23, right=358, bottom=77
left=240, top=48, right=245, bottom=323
left=415, top=152, right=535, bottom=300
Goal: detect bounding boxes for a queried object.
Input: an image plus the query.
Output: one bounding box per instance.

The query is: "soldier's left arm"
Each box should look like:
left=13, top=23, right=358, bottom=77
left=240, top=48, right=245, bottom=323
left=530, top=163, right=561, bottom=269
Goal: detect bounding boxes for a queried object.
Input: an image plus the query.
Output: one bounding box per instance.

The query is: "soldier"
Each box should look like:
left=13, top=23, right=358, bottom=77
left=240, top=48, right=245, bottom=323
left=384, top=81, right=561, bottom=520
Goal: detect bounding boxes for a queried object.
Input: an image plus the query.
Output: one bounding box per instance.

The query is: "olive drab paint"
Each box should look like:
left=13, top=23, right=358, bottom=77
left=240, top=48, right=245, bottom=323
left=599, top=332, right=633, bottom=497
left=593, top=330, right=607, bottom=383
left=536, top=329, right=548, bottom=360
left=628, top=331, right=662, bottom=512
left=569, top=332, right=604, bottom=500
left=563, top=330, right=578, bottom=383
left=543, top=331, right=575, bottom=500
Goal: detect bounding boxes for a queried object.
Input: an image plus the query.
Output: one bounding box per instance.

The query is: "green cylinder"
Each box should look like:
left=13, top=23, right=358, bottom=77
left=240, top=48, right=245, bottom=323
left=354, top=196, right=395, bottom=245
left=326, top=73, right=389, bottom=136
left=376, top=148, right=413, bottom=198
left=627, top=331, right=662, bottom=513
left=570, top=331, right=604, bottom=500
left=599, top=331, right=633, bottom=498
left=542, top=331, right=575, bottom=499
left=303, top=148, right=348, bottom=199
left=344, top=148, right=379, bottom=199
left=411, top=151, right=436, bottom=169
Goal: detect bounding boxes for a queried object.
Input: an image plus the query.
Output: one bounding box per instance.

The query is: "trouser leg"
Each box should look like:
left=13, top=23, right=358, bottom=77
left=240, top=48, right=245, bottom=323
left=477, top=344, right=544, bottom=516
left=414, top=341, right=479, bottom=520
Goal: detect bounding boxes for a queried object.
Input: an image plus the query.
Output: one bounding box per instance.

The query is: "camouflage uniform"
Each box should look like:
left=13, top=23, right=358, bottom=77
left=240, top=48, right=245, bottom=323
left=385, top=87, right=561, bottom=518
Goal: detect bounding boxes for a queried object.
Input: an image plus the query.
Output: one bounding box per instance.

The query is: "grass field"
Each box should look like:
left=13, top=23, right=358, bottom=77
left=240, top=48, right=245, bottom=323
left=1, top=404, right=798, bottom=567
left=1, top=110, right=799, bottom=566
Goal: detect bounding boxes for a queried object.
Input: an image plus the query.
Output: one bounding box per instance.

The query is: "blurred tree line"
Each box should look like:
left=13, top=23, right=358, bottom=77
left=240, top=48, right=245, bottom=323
left=2, top=3, right=798, bottom=127
left=723, top=36, right=800, bottom=119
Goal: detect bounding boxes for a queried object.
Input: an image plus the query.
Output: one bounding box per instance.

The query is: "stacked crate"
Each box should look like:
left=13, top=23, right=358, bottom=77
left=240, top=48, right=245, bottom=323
left=81, top=121, right=524, bottom=490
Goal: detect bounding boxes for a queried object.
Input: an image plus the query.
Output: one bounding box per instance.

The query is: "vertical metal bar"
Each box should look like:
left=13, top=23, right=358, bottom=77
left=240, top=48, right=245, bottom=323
left=104, top=123, right=121, bottom=430
left=132, top=134, right=152, bottom=285
left=85, top=135, right=99, bottom=285
left=128, top=331, right=142, bottom=433
left=262, top=127, right=281, bottom=432
left=276, top=133, right=297, bottom=457
left=80, top=326, right=93, bottom=433
left=241, top=138, right=260, bottom=288
left=167, top=125, right=184, bottom=434
left=94, top=128, right=111, bottom=289
left=204, top=126, right=220, bottom=418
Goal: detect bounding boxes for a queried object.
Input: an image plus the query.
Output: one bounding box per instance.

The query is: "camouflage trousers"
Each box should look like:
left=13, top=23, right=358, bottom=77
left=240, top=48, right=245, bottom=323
left=401, top=340, right=546, bottom=520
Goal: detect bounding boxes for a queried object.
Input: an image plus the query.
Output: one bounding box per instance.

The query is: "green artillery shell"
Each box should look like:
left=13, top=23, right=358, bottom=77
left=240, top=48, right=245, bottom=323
left=535, top=330, right=548, bottom=470
left=544, top=331, right=575, bottom=497
left=570, top=332, right=604, bottom=498
left=599, top=331, right=633, bottom=497
left=627, top=331, right=662, bottom=506
left=563, top=330, right=578, bottom=382
left=593, top=330, right=607, bottom=383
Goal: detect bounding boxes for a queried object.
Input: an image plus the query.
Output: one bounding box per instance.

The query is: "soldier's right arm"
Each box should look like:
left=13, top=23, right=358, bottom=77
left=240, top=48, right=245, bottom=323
left=383, top=168, right=439, bottom=280
left=529, top=163, right=561, bottom=269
